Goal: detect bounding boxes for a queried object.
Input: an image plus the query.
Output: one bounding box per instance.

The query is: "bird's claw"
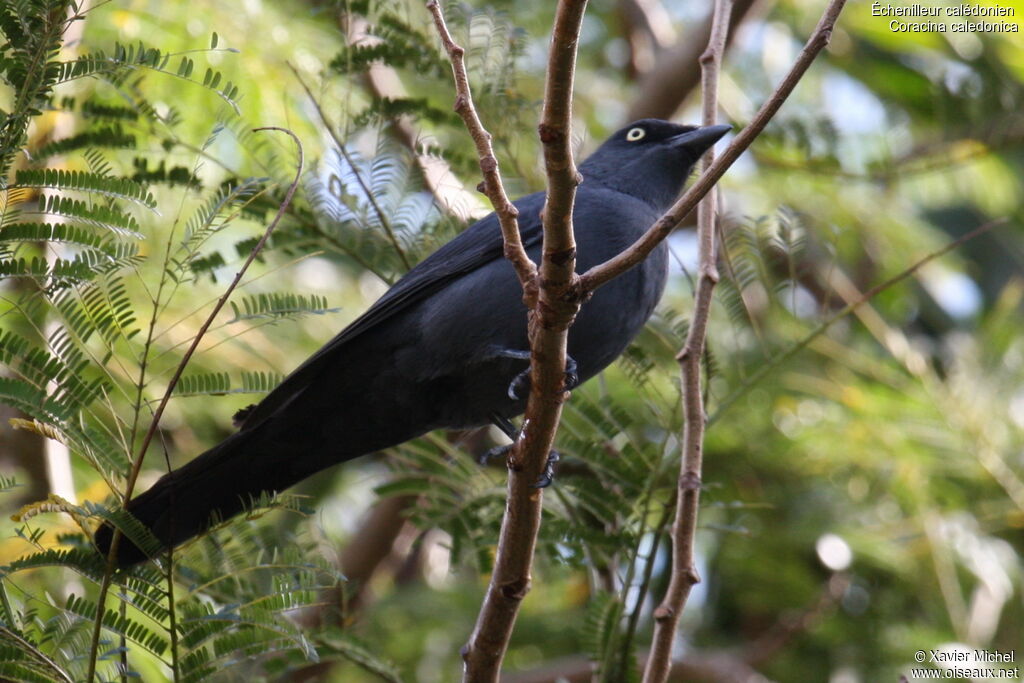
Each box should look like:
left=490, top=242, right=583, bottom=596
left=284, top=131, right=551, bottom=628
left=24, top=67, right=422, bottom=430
left=476, top=444, right=561, bottom=488
left=530, top=449, right=560, bottom=489
left=507, top=355, right=579, bottom=401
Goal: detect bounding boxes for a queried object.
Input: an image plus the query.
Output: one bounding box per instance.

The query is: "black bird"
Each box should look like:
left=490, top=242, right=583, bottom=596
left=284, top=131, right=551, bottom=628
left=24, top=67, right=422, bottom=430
left=95, top=119, right=731, bottom=565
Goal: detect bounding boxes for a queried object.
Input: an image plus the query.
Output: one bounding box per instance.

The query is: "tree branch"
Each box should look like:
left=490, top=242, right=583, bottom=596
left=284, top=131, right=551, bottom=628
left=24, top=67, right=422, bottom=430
left=641, top=0, right=732, bottom=679
left=429, top=1, right=589, bottom=679
left=617, top=0, right=677, bottom=75
left=578, top=0, right=850, bottom=296
left=426, top=0, right=537, bottom=297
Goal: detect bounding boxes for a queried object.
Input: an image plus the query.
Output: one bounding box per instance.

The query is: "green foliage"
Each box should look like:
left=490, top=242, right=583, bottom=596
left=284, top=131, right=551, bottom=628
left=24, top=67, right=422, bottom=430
left=0, top=2, right=378, bottom=680
left=172, top=371, right=284, bottom=398
left=227, top=292, right=340, bottom=322
left=0, top=0, right=76, bottom=178
left=318, top=631, right=407, bottom=683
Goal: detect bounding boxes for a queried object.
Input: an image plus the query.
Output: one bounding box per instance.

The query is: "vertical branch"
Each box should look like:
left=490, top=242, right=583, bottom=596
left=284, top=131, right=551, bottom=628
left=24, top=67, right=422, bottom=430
left=462, top=2, right=588, bottom=679
left=642, top=0, right=730, bottom=678
left=639, top=1, right=853, bottom=680
left=428, top=1, right=588, bottom=680
left=465, top=0, right=589, bottom=673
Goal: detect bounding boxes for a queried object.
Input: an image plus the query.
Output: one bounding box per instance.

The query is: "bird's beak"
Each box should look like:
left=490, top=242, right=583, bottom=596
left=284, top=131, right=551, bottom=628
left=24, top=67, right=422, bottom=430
left=669, top=124, right=732, bottom=153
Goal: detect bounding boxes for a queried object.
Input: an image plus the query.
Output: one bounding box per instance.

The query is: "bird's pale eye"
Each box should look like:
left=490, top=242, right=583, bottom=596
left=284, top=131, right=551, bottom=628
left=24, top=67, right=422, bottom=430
left=626, top=127, right=646, bottom=142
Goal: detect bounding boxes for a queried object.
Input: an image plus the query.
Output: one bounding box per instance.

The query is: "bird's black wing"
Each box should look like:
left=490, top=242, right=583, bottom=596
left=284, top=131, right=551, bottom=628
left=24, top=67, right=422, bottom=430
left=235, top=191, right=546, bottom=429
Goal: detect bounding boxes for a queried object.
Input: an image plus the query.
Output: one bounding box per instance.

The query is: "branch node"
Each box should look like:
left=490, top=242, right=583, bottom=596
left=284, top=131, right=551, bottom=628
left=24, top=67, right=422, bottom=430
left=680, top=472, right=702, bottom=492
left=537, top=122, right=563, bottom=144
left=545, top=246, right=576, bottom=266
left=652, top=605, right=674, bottom=621
left=685, top=566, right=701, bottom=584
left=561, top=282, right=589, bottom=306
left=536, top=297, right=578, bottom=330
left=500, top=577, right=532, bottom=601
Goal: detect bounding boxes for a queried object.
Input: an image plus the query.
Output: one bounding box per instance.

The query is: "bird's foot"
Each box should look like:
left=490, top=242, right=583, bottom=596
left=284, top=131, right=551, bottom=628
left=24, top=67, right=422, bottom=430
left=507, top=355, right=579, bottom=401
left=477, top=443, right=561, bottom=489
left=483, top=413, right=560, bottom=487
left=532, top=449, right=560, bottom=489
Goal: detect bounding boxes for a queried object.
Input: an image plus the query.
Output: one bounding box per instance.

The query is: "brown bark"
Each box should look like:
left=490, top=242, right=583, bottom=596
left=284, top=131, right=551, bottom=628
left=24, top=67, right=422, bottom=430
left=642, top=0, right=732, bottom=678
left=452, top=0, right=590, bottom=677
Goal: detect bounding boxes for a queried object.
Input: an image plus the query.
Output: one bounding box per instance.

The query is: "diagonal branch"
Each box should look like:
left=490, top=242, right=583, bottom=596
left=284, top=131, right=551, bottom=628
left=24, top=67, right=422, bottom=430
left=641, top=0, right=731, bottom=679
left=426, top=0, right=537, bottom=297
left=709, top=218, right=1004, bottom=424
left=578, top=0, right=850, bottom=296
left=335, top=9, right=484, bottom=222
left=87, top=128, right=303, bottom=683
left=289, top=64, right=412, bottom=272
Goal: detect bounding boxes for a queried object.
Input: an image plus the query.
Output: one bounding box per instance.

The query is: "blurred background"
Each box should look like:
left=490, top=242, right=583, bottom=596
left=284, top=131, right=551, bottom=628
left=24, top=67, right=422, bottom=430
left=1, top=0, right=1023, bottom=680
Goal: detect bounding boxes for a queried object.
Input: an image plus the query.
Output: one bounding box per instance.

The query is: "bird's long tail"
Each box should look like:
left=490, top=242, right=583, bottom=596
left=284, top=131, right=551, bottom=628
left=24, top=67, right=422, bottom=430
left=94, top=426, right=331, bottom=567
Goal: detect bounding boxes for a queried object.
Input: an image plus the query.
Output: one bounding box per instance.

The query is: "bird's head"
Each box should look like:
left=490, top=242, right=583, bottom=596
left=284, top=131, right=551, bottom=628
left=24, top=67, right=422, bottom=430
left=580, top=119, right=731, bottom=211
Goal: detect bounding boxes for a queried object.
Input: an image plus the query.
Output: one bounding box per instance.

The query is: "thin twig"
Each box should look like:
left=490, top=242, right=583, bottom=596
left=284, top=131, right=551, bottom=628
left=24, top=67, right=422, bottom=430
left=617, top=492, right=675, bottom=679
left=709, top=218, right=1005, bottom=424
left=428, top=0, right=588, bottom=679
left=86, top=128, right=303, bottom=683
left=289, top=63, right=412, bottom=272
left=641, top=0, right=731, bottom=679
left=578, top=0, right=850, bottom=296
left=426, top=0, right=537, bottom=298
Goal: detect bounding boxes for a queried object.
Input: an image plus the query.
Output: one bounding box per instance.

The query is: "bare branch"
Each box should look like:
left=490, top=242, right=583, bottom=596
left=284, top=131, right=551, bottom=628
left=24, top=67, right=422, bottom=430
left=617, top=0, right=677, bottom=75
left=579, top=0, right=850, bottom=295
left=289, top=64, right=412, bottom=272
left=426, top=0, right=589, bottom=679
left=426, top=0, right=537, bottom=296
left=641, top=0, right=731, bottom=678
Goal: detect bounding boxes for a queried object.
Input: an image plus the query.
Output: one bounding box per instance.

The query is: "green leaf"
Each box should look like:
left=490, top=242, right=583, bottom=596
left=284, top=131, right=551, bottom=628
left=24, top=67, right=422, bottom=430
left=227, top=292, right=340, bottom=322
left=15, top=168, right=156, bottom=208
